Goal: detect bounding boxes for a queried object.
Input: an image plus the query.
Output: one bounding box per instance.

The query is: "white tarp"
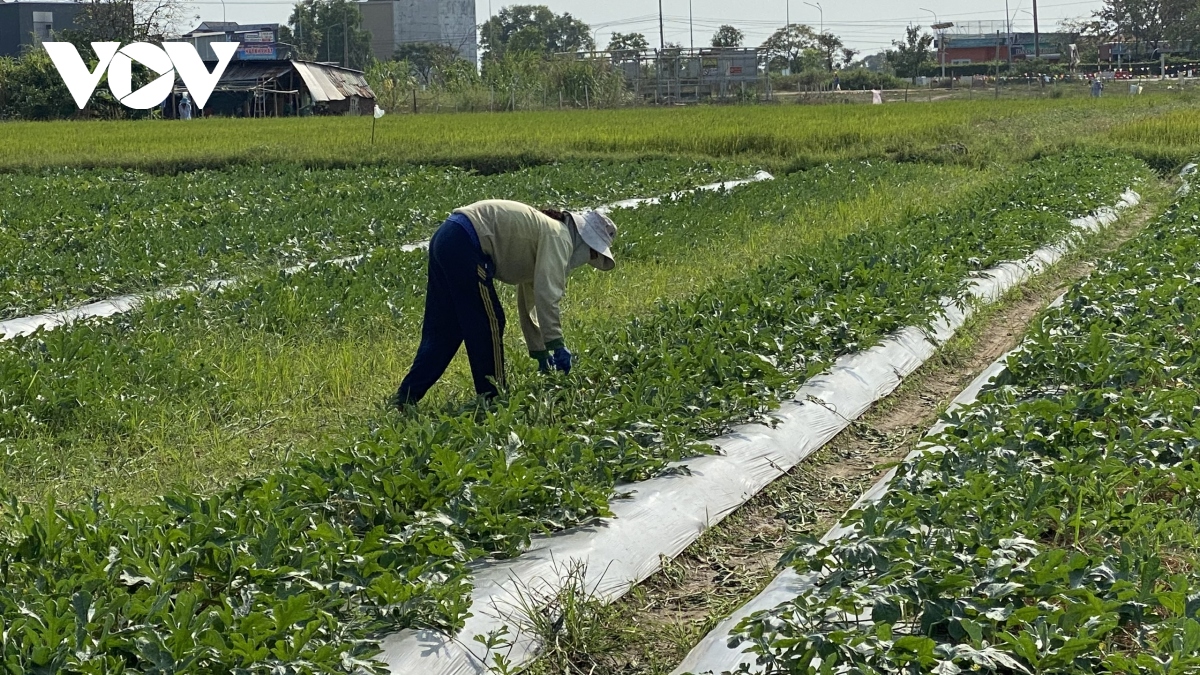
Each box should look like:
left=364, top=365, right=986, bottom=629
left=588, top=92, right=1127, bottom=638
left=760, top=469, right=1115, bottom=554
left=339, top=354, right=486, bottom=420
left=672, top=195, right=1146, bottom=674
left=1180, top=163, right=1198, bottom=196
left=0, top=173, right=774, bottom=342
left=377, top=193, right=1140, bottom=675
left=673, top=339, right=1024, bottom=675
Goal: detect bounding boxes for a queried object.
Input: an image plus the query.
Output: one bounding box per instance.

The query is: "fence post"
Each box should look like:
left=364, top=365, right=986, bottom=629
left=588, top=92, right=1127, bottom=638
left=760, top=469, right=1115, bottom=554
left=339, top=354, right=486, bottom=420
left=585, top=85, right=590, bottom=109
left=412, top=88, right=417, bottom=114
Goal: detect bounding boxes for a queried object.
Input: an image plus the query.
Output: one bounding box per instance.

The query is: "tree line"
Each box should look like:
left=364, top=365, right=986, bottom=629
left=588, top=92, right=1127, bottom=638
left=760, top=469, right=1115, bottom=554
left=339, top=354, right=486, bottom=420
left=2, top=0, right=1198, bottom=120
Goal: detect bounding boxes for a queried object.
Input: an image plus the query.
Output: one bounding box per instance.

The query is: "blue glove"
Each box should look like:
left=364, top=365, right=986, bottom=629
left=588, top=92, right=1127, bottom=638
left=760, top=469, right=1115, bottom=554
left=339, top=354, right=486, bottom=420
left=551, top=346, right=573, bottom=375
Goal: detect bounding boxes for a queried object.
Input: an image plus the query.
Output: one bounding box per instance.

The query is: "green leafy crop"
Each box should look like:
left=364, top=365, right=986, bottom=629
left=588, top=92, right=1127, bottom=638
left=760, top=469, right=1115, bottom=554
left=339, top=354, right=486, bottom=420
left=0, top=151, right=1149, bottom=673
left=730, top=166, right=1200, bottom=674
left=0, top=159, right=745, bottom=319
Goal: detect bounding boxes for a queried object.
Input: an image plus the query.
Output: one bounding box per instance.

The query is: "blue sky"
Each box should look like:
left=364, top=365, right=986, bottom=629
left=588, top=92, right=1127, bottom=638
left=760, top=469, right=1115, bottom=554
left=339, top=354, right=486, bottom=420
left=182, top=0, right=1107, bottom=54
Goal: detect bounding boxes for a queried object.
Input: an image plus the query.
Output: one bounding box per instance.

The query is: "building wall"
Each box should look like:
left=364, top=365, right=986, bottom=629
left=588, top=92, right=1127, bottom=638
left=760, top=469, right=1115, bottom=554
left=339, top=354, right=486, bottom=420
left=359, top=1, right=395, bottom=61
left=945, top=46, right=1012, bottom=64
left=359, top=0, right=476, bottom=64
left=0, top=2, right=83, bottom=57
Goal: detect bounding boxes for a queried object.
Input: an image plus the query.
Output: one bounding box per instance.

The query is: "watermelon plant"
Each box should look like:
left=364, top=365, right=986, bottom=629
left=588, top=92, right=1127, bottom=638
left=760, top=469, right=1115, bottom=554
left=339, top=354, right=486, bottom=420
left=0, top=159, right=746, bottom=319
left=727, top=167, right=1200, bottom=673
left=0, top=151, right=1152, bottom=672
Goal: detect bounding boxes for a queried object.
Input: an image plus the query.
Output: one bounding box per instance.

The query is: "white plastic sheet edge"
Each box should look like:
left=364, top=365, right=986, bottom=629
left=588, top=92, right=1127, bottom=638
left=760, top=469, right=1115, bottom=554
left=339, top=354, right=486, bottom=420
left=672, top=335, right=1033, bottom=675
left=377, top=191, right=1139, bottom=675
left=672, top=179, right=1162, bottom=673
left=1180, top=163, right=1198, bottom=196
left=0, top=172, right=774, bottom=341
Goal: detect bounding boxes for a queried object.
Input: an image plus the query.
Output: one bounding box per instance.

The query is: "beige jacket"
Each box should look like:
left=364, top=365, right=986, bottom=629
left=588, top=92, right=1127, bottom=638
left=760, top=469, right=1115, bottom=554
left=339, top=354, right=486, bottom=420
left=453, top=200, right=589, bottom=354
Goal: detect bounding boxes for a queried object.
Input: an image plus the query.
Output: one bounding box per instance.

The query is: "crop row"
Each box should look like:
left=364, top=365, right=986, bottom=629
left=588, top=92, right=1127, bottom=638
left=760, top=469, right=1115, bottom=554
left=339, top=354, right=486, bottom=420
left=728, top=171, right=1200, bottom=672
left=0, top=159, right=946, bottom=505
left=0, top=159, right=744, bottom=320
left=0, top=152, right=1151, bottom=673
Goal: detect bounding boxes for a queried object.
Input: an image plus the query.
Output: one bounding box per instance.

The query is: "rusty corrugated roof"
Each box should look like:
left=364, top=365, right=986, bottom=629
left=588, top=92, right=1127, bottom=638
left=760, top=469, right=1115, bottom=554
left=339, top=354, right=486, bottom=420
left=172, top=61, right=293, bottom=93
left=290, top=61, right=374, bottom=102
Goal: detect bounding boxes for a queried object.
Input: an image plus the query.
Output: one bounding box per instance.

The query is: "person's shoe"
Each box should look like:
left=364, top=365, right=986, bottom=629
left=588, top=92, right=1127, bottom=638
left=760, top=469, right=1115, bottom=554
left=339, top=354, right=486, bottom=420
left=390, top=388, right=419, bottom=414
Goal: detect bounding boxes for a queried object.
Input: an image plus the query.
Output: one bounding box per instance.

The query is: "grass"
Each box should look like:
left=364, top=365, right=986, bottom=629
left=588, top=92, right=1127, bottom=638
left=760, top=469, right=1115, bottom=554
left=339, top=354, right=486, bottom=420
left=0, top=94, right=1194, bottom=173
left=0, top=162, right=980, bottom=505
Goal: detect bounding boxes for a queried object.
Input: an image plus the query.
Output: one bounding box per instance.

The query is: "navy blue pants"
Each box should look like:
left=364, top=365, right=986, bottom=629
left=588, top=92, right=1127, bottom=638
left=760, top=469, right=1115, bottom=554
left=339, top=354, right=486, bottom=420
left=396, top=216, right=506, bottom=405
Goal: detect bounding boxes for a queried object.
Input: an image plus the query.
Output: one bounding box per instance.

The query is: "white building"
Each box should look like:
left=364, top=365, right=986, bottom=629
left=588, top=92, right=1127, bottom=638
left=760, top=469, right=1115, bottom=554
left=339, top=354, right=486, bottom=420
left=359, top=0, right=477, bottom=64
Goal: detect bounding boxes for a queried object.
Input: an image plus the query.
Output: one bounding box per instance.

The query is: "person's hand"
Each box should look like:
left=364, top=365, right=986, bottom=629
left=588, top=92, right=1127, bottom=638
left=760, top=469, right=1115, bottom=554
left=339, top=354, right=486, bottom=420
left=551, top=346, right=573, bottom=375
left=532, top=351, right=552, bottom=373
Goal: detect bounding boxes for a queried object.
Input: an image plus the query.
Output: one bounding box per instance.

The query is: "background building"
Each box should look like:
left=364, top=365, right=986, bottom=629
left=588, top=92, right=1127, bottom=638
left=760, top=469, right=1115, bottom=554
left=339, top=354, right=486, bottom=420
left=0, top=1, right=82, bottom=57
left=943, top=32, right=1075, bottom=64
left=359, top=0, right=476, bottom=64
left=183, top=22, right=285, bottom=62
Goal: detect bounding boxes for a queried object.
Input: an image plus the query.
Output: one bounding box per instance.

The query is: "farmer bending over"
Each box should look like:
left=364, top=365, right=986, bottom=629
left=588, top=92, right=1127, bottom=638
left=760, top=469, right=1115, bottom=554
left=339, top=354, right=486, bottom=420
left=394, top=200, right=618, bottom=408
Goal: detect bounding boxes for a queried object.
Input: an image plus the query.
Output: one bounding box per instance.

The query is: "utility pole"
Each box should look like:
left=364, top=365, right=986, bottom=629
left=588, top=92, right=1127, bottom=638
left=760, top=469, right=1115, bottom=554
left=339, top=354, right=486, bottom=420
left=995, top=31, right=1002, bottom=98
left=804, top=1, right=823, bottom=35
left=659, top=0, right=665, bottom=51
left=925, top=11, right=954, bottom=80
left=1033, top=0, right=1040, bottom=58
left=689, top=0, right=694, bottom=50
left=921, top=9, right=938, bottom=77
left=343, top=10, right=348, bottom=68
left=786, top=0, right=790, bottom=27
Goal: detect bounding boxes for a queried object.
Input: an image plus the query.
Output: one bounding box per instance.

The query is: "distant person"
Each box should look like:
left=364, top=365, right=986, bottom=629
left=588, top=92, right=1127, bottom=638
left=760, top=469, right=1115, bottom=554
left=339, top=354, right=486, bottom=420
left=393, top=201, right=618, bottom=408
left=871, top=88, right=883, bottom=104
left=833, top=74, right=841, bottom=91
left=178, top=93, right=193, bottom=120
left=1091, top=78, right=1104, bottom=98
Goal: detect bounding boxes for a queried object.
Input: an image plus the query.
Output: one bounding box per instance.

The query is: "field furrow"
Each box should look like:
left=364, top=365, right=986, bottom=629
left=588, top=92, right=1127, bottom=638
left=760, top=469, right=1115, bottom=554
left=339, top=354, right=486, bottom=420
left=709, top=164, right=1200, bottom=674
left=0, top=151, right=1153, bottom=673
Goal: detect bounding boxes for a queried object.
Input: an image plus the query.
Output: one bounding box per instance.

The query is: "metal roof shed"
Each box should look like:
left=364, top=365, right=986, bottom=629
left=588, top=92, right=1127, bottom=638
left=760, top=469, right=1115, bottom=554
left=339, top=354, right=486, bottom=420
left=291, top=61, right=374, bottom=101
left=167, top=60, right=375, bottom=117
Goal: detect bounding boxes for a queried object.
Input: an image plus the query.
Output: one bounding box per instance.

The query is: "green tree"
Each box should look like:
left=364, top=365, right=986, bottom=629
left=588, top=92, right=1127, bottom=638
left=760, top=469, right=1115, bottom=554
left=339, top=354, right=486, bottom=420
left=283, top=0, right=373, bottom=69
left=711, top=25, right=745, bottom=48
left=393, top=43, right=462, bottom=84
left=480, top=5, right=594, bottom=62
left=0, top=49, right=85, bottom=119
left=886, top=26, right=933, bottom=79
left=367, top=59, right=415, bottom=113
left=606, top=31, right=649, bottom=57
left=761, top=24, right=817, bottom=72
left=59, top=0, right=136, bottom=44
left=1095, top=0, right=1198, bottom=45
left=840, top=46, right=859, bottom=68
left=815, top=32, right=843, bottom=70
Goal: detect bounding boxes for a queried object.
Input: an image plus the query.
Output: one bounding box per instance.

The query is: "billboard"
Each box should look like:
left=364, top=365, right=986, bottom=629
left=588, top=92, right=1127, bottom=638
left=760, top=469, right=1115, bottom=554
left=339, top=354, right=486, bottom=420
left=237, top=29, right=276, bottom=60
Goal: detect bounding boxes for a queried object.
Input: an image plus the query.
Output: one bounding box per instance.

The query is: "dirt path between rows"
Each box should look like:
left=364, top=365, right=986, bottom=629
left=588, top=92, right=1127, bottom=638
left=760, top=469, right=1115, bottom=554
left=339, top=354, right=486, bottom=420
left=522, top=200, right=1162, bottom=675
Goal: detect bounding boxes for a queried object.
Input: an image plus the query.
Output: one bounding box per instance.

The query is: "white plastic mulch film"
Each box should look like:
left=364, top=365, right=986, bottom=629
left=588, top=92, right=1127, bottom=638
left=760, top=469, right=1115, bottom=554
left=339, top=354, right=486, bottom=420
left=672, top=193, right=1146, bottom=675
left=672, top=342, right=1023, bottom=675
left=0, top=173, right=774, bottom=342
left=377, top=191, right=1140, bottom=675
